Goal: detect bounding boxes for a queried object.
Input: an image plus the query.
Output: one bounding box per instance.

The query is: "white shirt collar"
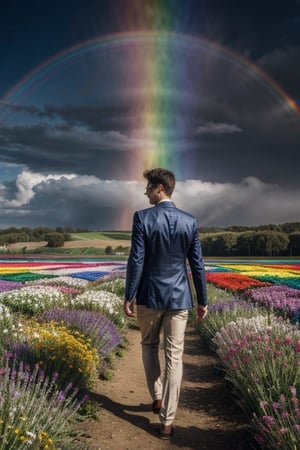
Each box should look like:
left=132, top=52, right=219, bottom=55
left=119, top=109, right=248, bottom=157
left=158, top=198, right=172, bottom=203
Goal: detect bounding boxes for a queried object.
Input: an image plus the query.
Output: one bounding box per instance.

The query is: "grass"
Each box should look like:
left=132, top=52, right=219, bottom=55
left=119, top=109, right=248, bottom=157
left=30, top=247, right=106, bottom=255
left=70, top=232, right=131, bottom=240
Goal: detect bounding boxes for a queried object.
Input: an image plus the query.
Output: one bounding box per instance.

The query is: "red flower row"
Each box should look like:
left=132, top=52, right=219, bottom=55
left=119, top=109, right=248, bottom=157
left=206, top=272, right=271, bottom=292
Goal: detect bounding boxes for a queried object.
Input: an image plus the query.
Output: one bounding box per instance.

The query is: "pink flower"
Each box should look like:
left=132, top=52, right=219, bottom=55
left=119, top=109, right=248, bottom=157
left=230, top=347, right=238, bottom=355
left=289, top=386, right=297, bottom=396
left=272, top=402, right=280, bottom=410
left=262, top=415, right=274, bottom=427
left=284, top=336, right=292, bottom=345
left=255, top=434, right=265, bottom=444
left=294, top=408, right=300, bottom=418
left=279, top=428, right=287, bottom=434
left=259, top=400, right=268, bottom=408
left=280, top=395, right=286, bottom=403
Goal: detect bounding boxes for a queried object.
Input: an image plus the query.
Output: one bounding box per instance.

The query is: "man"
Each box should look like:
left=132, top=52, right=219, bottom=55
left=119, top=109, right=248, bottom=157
left=124, top=168, right=208, bottom=439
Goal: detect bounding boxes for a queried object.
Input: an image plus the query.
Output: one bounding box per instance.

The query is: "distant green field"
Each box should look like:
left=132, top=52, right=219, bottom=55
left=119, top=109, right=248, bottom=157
left=70, top=232, right=131, bottom=240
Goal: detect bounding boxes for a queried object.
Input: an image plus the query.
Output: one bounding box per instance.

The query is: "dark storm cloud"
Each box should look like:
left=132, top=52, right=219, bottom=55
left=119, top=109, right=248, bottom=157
left=42, top=104, right=133, bottom=132
left=257, top=46, right=300, bottom=99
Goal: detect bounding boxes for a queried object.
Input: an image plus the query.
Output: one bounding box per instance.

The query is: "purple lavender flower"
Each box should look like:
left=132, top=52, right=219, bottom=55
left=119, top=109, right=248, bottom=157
left=39, top=309, right=123, bottom=357
left=0, top=280, right=23, bottom=293
left=209, top=299, right=256, bottom=314
left=243, top=285, right=300, bottom=320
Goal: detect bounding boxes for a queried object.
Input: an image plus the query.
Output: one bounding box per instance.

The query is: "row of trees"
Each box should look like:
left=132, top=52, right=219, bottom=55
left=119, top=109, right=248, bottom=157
left=0, top=226, right=76, bottom=243
left=199, top=222, right=300, bottom=234
left=201, top=230, right=300, bottom=257
left=0, top=227, right=72, bottom=248
left=1, top=223, right=300, bottom=256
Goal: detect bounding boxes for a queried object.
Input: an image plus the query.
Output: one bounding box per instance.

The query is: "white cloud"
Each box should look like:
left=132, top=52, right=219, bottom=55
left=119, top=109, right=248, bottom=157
left=195, top=121, right=243, bottom=135
left=4, top=170, right=77, bottom=207
left=1, top=171, right=300, bottom=229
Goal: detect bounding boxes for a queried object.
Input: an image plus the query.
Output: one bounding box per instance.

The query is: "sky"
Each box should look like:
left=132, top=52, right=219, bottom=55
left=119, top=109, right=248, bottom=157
left=0, top=0, right=300, bottom=230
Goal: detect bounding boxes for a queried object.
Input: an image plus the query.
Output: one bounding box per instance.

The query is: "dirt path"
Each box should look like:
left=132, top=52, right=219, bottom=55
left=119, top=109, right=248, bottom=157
left=80, top=326, right=256, bottom=450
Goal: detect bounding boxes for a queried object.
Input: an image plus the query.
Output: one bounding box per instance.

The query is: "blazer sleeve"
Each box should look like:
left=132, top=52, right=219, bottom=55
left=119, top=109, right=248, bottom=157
left=187, top=222, right=208, bottom=306
left=125, top=211, right=145, bottom=301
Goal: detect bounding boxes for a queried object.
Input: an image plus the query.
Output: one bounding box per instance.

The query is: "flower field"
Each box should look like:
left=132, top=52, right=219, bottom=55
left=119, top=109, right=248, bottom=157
left=0, top=257, right=300, bottom=449
left=195, top=260, right=300, bottom=449
left=0, top=258, right=127, bottom=449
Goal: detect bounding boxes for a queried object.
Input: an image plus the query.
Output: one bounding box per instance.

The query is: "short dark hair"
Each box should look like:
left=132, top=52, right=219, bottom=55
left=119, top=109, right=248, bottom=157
left=143, top=168, right=176, bottom=197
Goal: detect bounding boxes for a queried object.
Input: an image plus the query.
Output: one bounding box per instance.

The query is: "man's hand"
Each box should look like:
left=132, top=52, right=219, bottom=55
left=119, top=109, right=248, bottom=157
left=123, top=299, right=135, bottom=317
left=197, top=304, right=208, bottom=321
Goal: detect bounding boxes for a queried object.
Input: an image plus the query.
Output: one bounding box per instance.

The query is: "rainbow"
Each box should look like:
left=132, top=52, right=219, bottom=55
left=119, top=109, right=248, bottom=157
left=2, top=31, right=300, bottom=175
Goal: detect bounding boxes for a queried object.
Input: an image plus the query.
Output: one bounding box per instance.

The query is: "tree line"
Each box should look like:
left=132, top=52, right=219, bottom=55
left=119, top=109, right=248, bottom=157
left=1, top=223, right=300, bottom=256
left=0, top=226, right=74, bottom=248
left=200, top=224, right=300, bottom=257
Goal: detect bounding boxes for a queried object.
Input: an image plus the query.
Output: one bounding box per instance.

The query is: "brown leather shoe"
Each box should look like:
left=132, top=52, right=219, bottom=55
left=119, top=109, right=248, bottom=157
left=152, top=399, right=162, bottom=414
left=159, top=424, right=174, bottom=440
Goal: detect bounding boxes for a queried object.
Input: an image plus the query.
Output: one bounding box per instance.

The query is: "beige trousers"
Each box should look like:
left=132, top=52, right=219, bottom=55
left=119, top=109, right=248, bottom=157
left=137, top=305, right=188, bottom=426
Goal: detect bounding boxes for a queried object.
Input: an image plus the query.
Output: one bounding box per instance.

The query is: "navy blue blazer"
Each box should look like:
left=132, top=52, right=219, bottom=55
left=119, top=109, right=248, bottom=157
left=125, top=201, right=207, bottom=310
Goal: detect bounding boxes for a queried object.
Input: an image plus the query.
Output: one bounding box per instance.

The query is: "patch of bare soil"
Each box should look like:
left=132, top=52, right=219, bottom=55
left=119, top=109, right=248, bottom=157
left=63, top=239, right=130, bottom=249
left=7, top=241, right=48, bottom=250
left=80, top=326, right=258, bottom=450
left=7, top=239, right=130, bottom=251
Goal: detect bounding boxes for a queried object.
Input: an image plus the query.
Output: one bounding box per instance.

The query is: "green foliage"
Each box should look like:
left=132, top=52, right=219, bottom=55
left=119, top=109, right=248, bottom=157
left=252, top=231, right=289, bottom=256
left=201, top=230, right=291, bottom=256
left=92, top=278, right=125, bottom=297
left=289, top=232, right=300, bottom=255
left=45, top=233, right=65, bottom=248
left=105, top=245, right=114, bottom=255
left=100, top=232, right=131, bottom=240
